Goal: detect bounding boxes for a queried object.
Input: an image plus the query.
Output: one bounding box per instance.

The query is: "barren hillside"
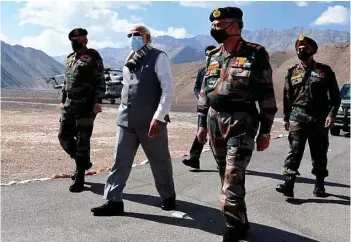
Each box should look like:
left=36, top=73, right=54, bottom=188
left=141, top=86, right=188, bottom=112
left=172, top=42, right=350, bottom=116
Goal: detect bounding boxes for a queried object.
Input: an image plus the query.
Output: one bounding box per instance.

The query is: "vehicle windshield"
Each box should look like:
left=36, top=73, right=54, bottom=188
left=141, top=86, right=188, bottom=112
left=340, top=84, right=350, bottom=99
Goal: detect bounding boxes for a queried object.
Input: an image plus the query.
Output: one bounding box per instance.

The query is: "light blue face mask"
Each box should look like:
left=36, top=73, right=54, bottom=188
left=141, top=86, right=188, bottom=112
left=129, top=36, right=144, bottom=51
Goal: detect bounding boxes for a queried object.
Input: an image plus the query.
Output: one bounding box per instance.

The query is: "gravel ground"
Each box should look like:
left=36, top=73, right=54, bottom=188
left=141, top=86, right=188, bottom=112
left=1, top=90, right=286, bottom=183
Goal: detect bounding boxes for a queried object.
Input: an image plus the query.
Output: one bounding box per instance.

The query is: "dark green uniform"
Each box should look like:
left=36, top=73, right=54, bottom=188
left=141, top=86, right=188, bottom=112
left=276, top=35, right=341, bottom=198
left=58, top=48, right=105, bottom=169
left=197, top=39, right=278, bottom=228
left=282, top=62, right=341, bottom=180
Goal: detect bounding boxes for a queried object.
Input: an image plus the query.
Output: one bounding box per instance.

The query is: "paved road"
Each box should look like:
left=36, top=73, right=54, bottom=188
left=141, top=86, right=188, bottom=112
left=1, top=135, right=350, bottom=242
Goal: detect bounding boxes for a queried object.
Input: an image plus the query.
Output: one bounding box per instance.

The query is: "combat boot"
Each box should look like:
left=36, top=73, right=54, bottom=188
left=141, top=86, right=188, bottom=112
left=71, top=161, right=92, bottom=180
left=222, top=225, right=248, bottom=242
left=69, top=167, right=85, bottom=193
left=182, top=157, right=200, bottom=169
left=276, top=175, right=296, bottom=197
left=313, top=177, right=326, bottom=197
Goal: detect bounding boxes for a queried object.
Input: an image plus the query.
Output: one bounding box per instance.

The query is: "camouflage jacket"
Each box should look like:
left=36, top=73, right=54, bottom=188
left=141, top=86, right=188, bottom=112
left=197, top=38, right=278, bottom=135
left=61, top=48, right=105, bottom=113
left=283, top=61, right=341, bottom=122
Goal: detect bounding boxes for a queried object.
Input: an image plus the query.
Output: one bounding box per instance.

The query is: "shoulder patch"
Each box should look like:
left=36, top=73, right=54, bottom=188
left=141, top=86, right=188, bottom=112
left=87, top=48, right=102, bottom=59
left=245, top=41, right=264, bottom=52
left=315, top=62, right=331, bottom=71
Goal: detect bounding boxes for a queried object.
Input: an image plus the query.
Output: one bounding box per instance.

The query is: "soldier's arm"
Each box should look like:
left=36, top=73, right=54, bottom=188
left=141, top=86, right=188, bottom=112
left=326, top=67, right=341, bottom=118
left=197, top=73, right=209, bottom=128
left=283, top=70, right=293, bottom=122
left=194, top=67, right=204, bottom=98
left=61, top=86, right=67, bottom=104
left=91, top=50, right=106, bottom=104
left=255, top=48, right=278, bottom=135
left=61, top=66, right=68, bottom=104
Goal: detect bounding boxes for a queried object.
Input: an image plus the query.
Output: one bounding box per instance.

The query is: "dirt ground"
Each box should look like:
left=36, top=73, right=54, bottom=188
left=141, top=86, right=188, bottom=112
left=1, top=90, right=286, bottom=183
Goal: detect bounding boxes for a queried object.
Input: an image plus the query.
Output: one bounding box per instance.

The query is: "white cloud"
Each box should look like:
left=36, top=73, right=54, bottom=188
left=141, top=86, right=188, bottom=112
left=313, top=5, right=350, bottom=25
left=295, top=1, right=308, bottom=7
left=15, top=1, right=191, bottom=56
left=1, top=33, right=8, bottom=42
left=179, top=1, right=251, bottom=8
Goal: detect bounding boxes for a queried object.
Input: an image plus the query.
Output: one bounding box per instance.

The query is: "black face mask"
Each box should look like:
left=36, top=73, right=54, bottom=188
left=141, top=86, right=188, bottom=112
left=297, top=49, right=312, bottom=62
left=71, top=41, right=84, bottom=52
left=210, top=24, right=240, bottom=44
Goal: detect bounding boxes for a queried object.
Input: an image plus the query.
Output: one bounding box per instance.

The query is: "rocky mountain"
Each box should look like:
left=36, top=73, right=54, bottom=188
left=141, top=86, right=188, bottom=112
left=1, top=27, right=349, bottom=90
left=1, top=41, right=65, bottom=89
left=154, top=27, right=350, bottom=52
left=53, top=27, right=350, bottom=69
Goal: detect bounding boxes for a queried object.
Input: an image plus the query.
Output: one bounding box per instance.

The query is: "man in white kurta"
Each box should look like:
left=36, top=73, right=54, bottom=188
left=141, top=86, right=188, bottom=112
left=91, top=25, right=176, bottom=216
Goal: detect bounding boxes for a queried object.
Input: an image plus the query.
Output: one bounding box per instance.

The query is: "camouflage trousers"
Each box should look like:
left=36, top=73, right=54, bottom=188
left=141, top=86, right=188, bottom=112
left=207, top=107, right=258, bottom=227
left=58, top=110, right=96, bottom=168
left=284, top=120, right=329, bottom=178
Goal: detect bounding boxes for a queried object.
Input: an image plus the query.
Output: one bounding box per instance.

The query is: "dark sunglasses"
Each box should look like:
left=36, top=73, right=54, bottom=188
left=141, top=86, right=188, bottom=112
left=127, top=32, right=142, bottom=38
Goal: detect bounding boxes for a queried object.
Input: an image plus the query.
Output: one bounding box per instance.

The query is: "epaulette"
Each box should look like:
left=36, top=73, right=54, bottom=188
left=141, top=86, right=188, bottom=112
left=67, top=52, right=74, bottom=58
left=208, top=45, right=221, bottom=56
left=315, top=62, right=331, bottom=71
left=288, top=64, right=298, bottom=72
left=245, top=41, right=265, bottom=52
left=88, top=49, right=100, bottom=56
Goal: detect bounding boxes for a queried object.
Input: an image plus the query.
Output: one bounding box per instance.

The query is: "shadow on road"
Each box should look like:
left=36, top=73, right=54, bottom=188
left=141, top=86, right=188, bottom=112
left=189, top=169, right=218, bottom=173
left=85, top=183, right=319, bottom=241
left=246, top=170, right=350, bottom=188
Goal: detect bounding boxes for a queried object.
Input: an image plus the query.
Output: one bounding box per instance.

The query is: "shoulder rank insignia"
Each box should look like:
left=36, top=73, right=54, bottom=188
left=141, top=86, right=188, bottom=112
left=298, top=35, right=304, bottom=41
left=291, top=74, right=302, bottom=80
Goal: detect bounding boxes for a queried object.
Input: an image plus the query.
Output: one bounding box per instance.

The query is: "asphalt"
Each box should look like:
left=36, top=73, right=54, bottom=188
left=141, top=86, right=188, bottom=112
left=1, top=134, right=350, bottom=242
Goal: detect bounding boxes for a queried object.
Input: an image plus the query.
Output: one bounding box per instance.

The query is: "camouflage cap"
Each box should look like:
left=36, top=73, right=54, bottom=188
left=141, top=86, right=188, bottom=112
left=68, top=28, right=88, bottom=40
left=295, top=35, right=318, bottom=54
left=209, top=7, right=243, bottom=22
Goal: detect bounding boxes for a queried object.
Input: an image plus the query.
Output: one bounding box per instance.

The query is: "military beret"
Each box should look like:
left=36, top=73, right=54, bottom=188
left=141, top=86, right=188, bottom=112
left=68, top=28, right=88, bottom=40
left=295, top=35, right=318, bottom=54
left=209, top=7, right=243, bottom=22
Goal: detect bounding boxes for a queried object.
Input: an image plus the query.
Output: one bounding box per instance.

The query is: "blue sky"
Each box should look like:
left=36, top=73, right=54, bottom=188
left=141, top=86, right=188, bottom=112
left=1, top=0, right=350, bottom=56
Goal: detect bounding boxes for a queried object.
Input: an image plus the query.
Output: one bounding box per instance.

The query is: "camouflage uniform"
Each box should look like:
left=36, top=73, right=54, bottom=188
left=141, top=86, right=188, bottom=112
left=278, top=38, right=341, bottom=197
left=58, top=29, right=106, bottom=182
left=198, top=39, right=277, bottom=228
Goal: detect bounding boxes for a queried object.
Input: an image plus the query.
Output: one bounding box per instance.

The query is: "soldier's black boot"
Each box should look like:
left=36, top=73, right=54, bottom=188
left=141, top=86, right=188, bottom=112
left=222, top=227, right=240, bottom=242
left=69, top=167, right=85, bottom=193
left=222, top=215, right=249, bottom=242
left=276, top=175, right=296, bottom=197
left=182, top=157, right=200, bottom=169
left=71, top=161, right=92, bottom=180
left=91, top=201, right=124, bottom=216
left=313, top=176, right=326, bottom=197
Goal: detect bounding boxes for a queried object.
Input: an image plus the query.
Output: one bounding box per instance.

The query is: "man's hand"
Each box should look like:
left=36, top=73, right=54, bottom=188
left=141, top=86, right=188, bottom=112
left=197, top=127, right=208, bottom=144
left=59, top=103, right=64, bottom=110
left=284, top=122, right=289, bottom=131
left=148, top=119, right=163, bottom=139
left=325, top=116, right=335, bottom=128
left=256, top=134, right=270, bottom=151
left=94, top=104, right=102, bottom=114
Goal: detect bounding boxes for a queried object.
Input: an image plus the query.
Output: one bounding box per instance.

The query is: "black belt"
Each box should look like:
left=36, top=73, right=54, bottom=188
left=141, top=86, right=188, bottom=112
left=210, top=101, right=257, bottom=114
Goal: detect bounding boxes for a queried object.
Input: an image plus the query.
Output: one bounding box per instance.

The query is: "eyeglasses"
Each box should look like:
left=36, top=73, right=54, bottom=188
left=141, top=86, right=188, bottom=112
left=127, top=32, right=142, bottom=38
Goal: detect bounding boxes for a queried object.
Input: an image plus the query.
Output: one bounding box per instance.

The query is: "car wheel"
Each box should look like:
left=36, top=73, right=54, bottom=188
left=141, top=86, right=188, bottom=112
left=330, top=127, right=340, bottom=136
